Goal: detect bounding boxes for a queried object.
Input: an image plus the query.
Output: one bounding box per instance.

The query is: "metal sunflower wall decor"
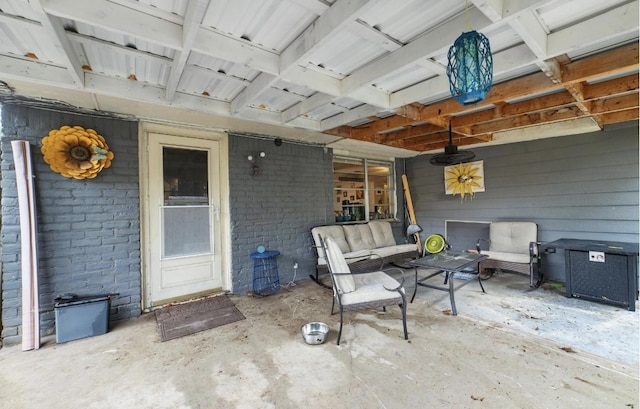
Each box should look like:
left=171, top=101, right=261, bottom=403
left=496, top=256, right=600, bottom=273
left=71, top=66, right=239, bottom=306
left=41, top=125, right=115, bottom=179
left=444, top=160, right=484, bottom=201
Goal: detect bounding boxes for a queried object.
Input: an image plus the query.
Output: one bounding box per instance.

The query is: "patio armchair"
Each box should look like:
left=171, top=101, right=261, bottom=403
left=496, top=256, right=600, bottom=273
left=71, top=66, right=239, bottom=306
left=476, top=221, right=543, bottom=288
left=320, top=235, right=408, bottom=345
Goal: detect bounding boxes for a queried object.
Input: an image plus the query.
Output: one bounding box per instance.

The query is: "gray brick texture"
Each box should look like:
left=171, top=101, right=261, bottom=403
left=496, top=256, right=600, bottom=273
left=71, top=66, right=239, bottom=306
left=1, top=104, right=141, bottom=345
left=228, top=134, right=335, bottom=293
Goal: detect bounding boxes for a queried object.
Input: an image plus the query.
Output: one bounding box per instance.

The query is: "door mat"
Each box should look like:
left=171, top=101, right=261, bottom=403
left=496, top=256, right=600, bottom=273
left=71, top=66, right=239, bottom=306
left=155, top=295, right=245, bottom=342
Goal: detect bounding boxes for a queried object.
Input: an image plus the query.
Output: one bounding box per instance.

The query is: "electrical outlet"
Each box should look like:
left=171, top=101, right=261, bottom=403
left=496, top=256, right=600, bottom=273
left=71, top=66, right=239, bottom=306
left=588, top=251, right=605, bottom=263
left=293, top=263, right=298, bottom=269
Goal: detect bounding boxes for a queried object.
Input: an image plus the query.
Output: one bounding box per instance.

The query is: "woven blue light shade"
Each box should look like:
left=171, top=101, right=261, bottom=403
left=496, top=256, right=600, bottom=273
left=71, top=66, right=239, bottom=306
left=446, top=31, right=493, bottom=106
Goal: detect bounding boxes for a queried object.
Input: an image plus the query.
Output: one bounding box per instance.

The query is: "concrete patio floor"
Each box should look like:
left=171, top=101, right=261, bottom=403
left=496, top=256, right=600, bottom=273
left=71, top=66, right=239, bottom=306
left=0, top=270, right=638, bottom=409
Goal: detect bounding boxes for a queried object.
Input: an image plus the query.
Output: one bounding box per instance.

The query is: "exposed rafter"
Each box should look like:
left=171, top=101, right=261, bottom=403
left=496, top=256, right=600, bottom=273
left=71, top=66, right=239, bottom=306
left=325, top=43, right=639, bottom=151
left=0, top=0, right=636, bottom=157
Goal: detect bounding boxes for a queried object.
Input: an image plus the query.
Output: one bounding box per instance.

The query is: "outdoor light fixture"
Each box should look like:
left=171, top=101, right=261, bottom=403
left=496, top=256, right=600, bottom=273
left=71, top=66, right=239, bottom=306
left=446, top=30, right=493, bottom=106
left=247, top=151, right=265, bottom=176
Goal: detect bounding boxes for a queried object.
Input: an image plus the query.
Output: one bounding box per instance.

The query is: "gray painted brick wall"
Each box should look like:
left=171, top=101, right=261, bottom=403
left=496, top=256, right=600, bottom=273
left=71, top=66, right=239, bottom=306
left=1, top=104, right=141, bottom=345
left=227, top=134, right=409, bottom=293
left=228, top=134, right=335, bottom=293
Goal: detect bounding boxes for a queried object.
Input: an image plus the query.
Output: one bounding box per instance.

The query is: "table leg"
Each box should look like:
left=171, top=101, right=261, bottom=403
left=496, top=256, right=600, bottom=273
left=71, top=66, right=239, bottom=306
left=447, top=272, right=458, bottom=316
left=411, top=267, right=418, bottom=303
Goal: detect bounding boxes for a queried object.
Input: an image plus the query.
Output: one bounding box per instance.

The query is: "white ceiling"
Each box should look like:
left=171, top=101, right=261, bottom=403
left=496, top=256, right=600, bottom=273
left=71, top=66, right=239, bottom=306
left=0, top=0, right=638, bottom=158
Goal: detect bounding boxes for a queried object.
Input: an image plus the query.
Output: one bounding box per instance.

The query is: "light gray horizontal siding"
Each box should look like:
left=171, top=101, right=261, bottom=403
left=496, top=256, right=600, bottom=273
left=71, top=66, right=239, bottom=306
left=404, top=121, right=639, bottom=281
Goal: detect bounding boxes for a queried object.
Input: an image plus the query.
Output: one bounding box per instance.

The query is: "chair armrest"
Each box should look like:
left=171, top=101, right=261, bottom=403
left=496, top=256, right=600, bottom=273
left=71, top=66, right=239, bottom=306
left=476, top=238, right=490, bottom=253
left=529, top=241, right=541, bottom=258
left=380, top=267, right=406, bottom=291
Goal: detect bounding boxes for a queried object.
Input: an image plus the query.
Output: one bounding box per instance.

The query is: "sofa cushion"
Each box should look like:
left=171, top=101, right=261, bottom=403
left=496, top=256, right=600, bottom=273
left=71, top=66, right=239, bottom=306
left=370, top=244, right=418, bottom=259
left=312, top=225, right=350, bottom=252
left=368, top=221, right=397, bottom=248
left=311, top=225, right=351, bottom=265
left=343, top=224, right=377, bottom=251
left=324, top=236, right=356, bottom=293
left=343, top=250, right=372, bottom=264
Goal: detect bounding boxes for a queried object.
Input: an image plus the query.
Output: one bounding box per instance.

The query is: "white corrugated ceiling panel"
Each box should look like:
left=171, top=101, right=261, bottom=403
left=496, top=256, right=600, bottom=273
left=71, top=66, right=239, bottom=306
left=305, top=29, right=387, bottom=78
left=373, top=65, right=435, bottom=94
left=136, top=0, right=190, bottom=17
left=200, top=0, right=317, bottom=52
left=272, top=79, right=315, bottom=98
left=177, top=66, right=246, bottom=101
left=248, top=87, right=303, bottom=112
left=359, top=0, right=464, bottom=44
left=62, top=19, right=175, bottom=86
left=537, top=0, right=631, bottom=31
left=0, top=0, right=43, bottom=21
left=0, top=2, right=62, bottom=64
left=182, top=53, right=258, bottom=101
left=333, top=96, right=367, bottom=110
left=187, top=53, right=258, bottom=81
left=305, top=104, right=348, bottom=122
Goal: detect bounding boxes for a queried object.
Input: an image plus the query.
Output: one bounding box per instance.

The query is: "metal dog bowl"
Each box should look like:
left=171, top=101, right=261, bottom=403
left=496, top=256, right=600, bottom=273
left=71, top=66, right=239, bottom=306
left=301, top=322, right=329, bottom=345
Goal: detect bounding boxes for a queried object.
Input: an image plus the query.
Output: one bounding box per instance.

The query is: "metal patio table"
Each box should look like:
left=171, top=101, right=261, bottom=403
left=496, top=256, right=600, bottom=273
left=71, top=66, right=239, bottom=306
left=409, top=250, right=488, bottom=315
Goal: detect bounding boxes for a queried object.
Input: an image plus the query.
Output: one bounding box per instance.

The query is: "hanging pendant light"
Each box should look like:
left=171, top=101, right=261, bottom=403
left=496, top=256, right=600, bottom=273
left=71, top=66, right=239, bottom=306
left=446, top=30, right=493, bottom=106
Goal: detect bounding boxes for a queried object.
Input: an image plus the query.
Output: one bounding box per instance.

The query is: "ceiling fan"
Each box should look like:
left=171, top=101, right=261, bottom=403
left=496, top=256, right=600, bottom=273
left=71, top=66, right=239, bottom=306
left=429, top=122, right=476, bottom=166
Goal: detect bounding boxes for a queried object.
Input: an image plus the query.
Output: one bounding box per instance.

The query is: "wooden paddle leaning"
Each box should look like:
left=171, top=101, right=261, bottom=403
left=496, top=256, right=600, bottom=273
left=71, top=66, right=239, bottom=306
left=401, top=174, right=421, bottom=252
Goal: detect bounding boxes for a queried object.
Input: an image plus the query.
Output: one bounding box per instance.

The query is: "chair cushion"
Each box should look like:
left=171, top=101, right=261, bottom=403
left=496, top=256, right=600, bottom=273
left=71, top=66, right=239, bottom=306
left=489, top=222, right=537, bottom=254
left=341, top=271, right=404, bottom=305
left=324, top=236, right=356, bottom=293
left=343, top=224, right=377, bottom=251
left=483, top=250, right=530, bottom=264
left=368, top=221, right=397, bottom=248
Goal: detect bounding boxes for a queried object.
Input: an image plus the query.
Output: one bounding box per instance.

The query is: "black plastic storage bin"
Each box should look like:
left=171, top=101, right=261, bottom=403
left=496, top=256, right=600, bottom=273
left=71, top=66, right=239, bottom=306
left=54, top=294, right=113, bottom=343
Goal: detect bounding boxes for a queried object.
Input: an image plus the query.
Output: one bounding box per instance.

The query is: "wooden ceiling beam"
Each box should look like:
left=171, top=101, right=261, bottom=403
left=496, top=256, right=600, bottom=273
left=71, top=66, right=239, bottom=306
left=449, top=75, right=638, bottom=129
left=449, top=91, right=575, bottom=128
left=323, top=44, right=639, bottom=151
left=351, top=115, right=418, bottom=137
left=383, top=127, right=448, bottom=142
left=418, top=72, right=561, bottom=119
left=323, top=125, right=352, bottom=138
left=584, top=74, right=639, bottom=99
left=595, top=108, right=640, bottom=125
left=410, top=134, right=493, bottom=152
left=470, top=106, right=584, bottom=134
left=414, top=43, right=639, bottom=121
left=562, top=43, right=639, bottom=84
left=590, top=93, right=639, bottom=114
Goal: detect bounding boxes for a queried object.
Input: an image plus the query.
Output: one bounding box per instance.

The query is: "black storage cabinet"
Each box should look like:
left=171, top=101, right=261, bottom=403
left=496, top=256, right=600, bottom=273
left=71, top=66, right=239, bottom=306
left=545, top=239, right=638, bottom=311
left=54, top=294, right=112, bottom=343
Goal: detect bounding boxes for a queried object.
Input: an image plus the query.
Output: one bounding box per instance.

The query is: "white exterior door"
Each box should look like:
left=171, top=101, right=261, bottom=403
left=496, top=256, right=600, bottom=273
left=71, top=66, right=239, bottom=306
left=141, top=125, right=229, bottom=308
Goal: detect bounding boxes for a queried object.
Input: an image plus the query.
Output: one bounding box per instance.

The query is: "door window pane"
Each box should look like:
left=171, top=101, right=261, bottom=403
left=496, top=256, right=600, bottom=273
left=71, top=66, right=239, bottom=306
left=163, top=147, right=208, bottom=205
left=162, top=206, right=212, bottom=257
left=161, top=147, right=212, bottom=257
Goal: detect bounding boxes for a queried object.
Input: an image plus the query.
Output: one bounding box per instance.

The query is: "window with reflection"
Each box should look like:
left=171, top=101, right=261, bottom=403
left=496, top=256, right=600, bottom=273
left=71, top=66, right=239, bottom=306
left=333, top=157, right=395, bottom=223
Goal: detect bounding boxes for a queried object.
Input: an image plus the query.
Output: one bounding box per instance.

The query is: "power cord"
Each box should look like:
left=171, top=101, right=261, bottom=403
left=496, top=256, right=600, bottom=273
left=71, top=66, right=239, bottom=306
left=285, top=263, right=298, bottom=288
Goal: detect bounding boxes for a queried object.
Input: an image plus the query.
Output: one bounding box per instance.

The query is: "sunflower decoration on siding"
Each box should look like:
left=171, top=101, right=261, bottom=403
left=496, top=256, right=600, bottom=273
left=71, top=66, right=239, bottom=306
left=444, top=160, right=485, bottom=201
left=41, top=126, right=114, bottom=179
